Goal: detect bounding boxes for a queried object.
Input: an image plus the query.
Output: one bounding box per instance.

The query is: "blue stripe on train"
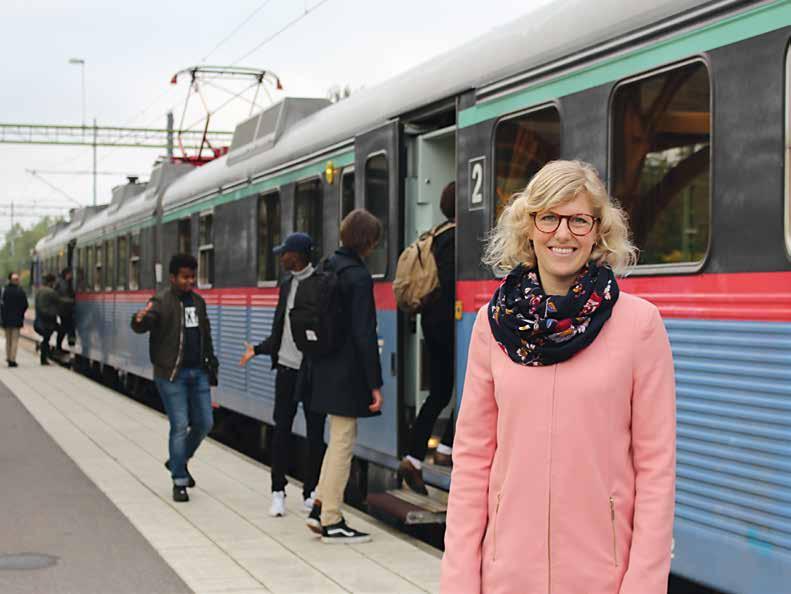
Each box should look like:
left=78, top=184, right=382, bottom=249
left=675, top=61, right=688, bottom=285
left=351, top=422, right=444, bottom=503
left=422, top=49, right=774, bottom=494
left=75, top=299, right=399, bottom=460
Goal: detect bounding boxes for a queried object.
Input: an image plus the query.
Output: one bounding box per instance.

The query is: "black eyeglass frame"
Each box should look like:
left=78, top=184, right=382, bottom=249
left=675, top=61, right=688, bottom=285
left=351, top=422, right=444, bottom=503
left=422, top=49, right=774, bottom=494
left=530, top=212, right=600, bottom=236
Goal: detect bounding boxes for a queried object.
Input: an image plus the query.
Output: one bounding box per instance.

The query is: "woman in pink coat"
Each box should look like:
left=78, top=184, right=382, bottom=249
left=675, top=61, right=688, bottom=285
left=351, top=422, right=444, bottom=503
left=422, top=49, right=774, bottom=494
left=441, top=160, right=676, bottom=594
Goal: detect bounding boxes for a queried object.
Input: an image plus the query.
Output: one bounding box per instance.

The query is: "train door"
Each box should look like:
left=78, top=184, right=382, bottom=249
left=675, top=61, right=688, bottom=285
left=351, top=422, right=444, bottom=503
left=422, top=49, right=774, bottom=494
left=402, top=125, right=456, bottom=473
left=354, top=121, right=402, bottom=460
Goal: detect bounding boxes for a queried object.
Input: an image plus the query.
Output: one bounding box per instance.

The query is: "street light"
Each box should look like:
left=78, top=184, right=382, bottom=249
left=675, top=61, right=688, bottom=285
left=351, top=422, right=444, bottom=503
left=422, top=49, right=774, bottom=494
left=67, top=57, right=95, bottom=205
left=68, top=58, right=86, bottom=129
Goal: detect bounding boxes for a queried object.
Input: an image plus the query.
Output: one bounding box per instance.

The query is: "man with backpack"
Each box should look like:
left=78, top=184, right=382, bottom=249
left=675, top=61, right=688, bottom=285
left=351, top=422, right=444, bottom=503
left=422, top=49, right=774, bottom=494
left=303, top=209, right=383, bottom=544
left=397, top=181, right=457, bottom=495
left=239, top=232, right=326, bottom=517
left=54, top=267, right=76, bottom=351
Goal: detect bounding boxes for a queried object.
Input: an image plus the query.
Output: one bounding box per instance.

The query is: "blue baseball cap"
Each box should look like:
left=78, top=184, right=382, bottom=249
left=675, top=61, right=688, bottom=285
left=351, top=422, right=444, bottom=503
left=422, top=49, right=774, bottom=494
left=273, top=232, right=313, bottom=256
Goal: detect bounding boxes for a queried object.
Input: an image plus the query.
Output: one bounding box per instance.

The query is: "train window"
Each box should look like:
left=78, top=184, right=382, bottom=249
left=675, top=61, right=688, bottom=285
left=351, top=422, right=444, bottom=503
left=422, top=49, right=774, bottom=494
left=117, top=236, right=128, bottom=290
left=198, top=213, right=214, bottom=287
left=786, top=48, right=791, bottom=258
left=177, top=218, right=191, bottom=254
left=340, top=168, right=355, bottom=224
left=494, top=106, right=561, bottom=223
left=612, top=61, right=711, bottom=266
left=364, top=154, right=388, bottom=276
left=294, top=178, right=323, bottom=259
left=74, top=248, right=82, bottom=291
left=105, top=239, right=115, bottom=291
left=257, top=192, right=281, bottom=283
left=129, top=233, right=141, bottom=291
left=94, top=244, right=103, bottom=291
left=85, top=246, right=93, bottom=291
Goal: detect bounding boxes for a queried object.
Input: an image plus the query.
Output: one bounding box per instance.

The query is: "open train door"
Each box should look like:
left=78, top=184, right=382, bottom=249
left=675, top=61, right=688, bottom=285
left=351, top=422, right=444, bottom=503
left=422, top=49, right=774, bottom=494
left=353, top=120, right=403, bottom=463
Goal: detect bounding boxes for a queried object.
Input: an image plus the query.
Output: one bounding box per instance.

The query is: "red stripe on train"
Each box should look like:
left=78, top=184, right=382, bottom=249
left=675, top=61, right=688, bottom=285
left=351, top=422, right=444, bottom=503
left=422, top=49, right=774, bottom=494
left=456, top=271, right=791, bottom=322
left=76, top=282, right=399, bottom=310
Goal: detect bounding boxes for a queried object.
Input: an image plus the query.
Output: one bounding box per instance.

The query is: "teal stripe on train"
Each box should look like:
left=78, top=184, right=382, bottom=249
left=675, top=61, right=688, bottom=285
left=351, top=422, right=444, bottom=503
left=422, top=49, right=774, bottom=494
left=459, top=0, right=791, bottom=128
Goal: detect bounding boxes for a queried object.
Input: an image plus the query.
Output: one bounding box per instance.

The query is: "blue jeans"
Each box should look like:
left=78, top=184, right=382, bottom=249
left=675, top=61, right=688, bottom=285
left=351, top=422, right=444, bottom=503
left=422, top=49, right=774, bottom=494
left=155, top=368, right=214, bottom=487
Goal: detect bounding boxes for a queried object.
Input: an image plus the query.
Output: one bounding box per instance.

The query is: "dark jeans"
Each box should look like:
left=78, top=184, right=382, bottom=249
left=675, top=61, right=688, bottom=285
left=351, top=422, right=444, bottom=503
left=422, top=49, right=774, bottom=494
left=56, top=312, right=75, bottom=349
left=40, top=328, right=54, bottom=364
left=408, top=320, right=455, bottom=460
left=154, top=368, right=214, bottom=487
left=272, top=365, right=326, bottom=499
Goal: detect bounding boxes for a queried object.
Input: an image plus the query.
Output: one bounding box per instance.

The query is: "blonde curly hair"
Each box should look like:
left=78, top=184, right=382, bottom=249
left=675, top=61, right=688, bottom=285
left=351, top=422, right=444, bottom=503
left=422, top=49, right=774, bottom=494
left=483, top=160, right=637, bottom=276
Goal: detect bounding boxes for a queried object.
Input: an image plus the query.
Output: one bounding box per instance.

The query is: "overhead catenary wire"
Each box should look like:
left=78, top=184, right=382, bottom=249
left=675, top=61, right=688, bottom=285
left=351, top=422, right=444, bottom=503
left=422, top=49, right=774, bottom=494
left=231, top=0, right=332, bottom=65
left=201, top=0, right=278, bottom=63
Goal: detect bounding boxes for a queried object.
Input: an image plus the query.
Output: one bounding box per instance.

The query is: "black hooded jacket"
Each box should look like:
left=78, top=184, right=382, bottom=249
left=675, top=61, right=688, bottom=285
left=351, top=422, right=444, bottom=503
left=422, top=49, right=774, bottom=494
left=309, top=247, right=383, bottom=418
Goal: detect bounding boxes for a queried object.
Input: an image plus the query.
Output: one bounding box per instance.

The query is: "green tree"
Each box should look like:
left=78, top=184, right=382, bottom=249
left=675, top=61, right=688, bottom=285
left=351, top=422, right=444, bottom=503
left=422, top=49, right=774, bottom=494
left=0, top=217, right=57, bottom=291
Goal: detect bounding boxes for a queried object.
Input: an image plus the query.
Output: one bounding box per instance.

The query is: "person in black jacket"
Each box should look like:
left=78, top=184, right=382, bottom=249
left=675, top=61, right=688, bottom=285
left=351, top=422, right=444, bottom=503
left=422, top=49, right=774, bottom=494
left=239, top=232, right=326, bottom=517
left=398, top=182, right=457, bottom=494
left=1, top=272, right=28, bottom=367
left=305, top=209, right=383, bottom=544
left=131, top=254, right=219, bottom=503
left=54, top=268, right=76, bottom=351
left=34, top=273, right=60, bottom=366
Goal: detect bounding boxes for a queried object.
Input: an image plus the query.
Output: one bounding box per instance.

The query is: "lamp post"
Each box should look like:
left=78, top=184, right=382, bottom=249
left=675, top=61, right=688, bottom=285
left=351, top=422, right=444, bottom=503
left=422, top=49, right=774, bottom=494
left=68, top=58, right=95, bottom=204
left=68, top=58, right=86, bottom=129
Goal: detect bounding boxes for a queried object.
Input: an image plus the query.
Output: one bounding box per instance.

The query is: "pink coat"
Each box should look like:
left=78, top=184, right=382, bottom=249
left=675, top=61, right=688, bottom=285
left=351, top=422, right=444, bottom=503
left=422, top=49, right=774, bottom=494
left=441, top=293, right=676, bottom=594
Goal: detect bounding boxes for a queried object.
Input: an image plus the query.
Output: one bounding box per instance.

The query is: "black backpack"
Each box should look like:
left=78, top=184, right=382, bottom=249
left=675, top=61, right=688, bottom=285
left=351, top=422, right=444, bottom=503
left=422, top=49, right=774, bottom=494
left=289, top=259, right=350, bottom=356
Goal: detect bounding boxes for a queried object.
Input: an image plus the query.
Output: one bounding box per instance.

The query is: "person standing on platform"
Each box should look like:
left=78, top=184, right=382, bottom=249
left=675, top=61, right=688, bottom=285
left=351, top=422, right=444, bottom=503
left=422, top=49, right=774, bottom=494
left=55, top=267, right=76, bottom=351
left=131, top=254, right=219, bottom=503
left=239, top=232, right=326, bottom=517
left=399, top=181, right=457, bottom=495
left=306, top=209, right=384, bottom=544
left=441, top=161, right=676, bottom=594
left=1, top=272, right=28, bottom=367
left=34, top=273, right=60, bottom=366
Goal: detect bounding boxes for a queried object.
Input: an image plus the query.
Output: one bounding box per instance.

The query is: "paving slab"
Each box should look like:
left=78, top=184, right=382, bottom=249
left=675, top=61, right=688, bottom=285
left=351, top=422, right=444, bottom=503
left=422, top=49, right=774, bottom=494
left=0, top=342, right=441, bottom=593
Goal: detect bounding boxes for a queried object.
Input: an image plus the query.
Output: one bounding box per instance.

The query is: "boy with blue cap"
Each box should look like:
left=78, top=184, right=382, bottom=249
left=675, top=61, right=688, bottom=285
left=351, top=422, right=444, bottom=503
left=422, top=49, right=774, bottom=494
left=240, top=232, right=326, bottom=517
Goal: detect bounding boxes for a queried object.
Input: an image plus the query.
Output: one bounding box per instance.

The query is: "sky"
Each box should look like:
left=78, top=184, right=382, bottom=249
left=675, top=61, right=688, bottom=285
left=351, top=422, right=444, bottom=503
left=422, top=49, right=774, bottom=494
left=1, top=0, right=550, bottom=240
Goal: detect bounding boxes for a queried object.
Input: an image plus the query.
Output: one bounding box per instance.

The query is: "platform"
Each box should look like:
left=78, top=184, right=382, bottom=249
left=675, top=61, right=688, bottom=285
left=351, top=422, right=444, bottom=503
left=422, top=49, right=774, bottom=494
left=0, top=342, right=441, bottom=594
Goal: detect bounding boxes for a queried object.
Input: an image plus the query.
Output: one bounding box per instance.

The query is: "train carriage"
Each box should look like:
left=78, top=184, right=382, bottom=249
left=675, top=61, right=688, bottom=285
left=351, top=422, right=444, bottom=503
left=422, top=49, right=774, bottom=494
left=33, top=1, right=791, bottom=592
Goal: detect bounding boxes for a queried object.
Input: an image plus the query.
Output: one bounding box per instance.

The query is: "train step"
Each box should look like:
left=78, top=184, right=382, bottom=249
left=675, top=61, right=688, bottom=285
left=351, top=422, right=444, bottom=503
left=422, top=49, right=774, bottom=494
left=367, top=486, right=448, bottom=525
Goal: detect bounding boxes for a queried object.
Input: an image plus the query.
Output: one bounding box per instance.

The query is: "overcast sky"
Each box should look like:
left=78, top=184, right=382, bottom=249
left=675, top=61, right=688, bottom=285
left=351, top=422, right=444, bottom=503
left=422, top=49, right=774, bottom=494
left=1, top=0, right=548, bottom=238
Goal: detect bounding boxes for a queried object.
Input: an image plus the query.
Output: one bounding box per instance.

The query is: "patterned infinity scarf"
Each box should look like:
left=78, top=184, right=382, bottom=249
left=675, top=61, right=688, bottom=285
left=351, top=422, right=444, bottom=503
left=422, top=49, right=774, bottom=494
left=488, top=263, right=619, bottom=366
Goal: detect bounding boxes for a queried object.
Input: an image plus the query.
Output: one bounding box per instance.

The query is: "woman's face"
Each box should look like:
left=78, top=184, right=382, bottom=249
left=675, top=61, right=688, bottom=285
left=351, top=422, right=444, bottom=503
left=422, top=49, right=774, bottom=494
left=529, top=192, right=598, bottom=295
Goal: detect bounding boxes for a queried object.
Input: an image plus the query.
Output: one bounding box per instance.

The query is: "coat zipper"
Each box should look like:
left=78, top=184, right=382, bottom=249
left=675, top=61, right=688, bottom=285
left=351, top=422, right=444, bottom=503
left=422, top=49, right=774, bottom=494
left=610, top=496, right=618, bottom=566
left=170, top=300, right=185, bottom=382
left=492, top=492, right=502, bottom=561
left=548, top=364, right=558, bottom=594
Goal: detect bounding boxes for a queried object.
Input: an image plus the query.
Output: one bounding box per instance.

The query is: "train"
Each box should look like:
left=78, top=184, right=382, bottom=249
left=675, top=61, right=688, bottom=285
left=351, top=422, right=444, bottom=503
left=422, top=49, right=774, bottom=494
left=32, top=1, right=791, bottom=592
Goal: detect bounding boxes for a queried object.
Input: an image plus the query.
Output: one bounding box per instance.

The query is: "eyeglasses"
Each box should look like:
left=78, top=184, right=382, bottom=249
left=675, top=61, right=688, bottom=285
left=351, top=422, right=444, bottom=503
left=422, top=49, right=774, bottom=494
left=531, top=212, right=599, bottom=236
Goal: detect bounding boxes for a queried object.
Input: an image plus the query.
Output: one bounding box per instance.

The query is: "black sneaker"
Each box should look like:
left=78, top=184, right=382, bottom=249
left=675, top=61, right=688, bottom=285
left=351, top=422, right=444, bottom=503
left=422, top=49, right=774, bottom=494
left=172, top=485, right=189, bottom=502
left=8, top=361, right=17, bottom=368
left=306, top=501, right=322, bottom=534
left=321, top=519, right=371, bottom=544
left=165, top=460, right=196, bottom=488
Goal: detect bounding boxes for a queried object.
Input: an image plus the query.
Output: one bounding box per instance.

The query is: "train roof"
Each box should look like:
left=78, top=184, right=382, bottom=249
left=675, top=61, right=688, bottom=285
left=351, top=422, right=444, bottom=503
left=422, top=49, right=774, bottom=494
left=36, top=160, right=196, bottom=254
left=163, top=0, right=724, bottom=208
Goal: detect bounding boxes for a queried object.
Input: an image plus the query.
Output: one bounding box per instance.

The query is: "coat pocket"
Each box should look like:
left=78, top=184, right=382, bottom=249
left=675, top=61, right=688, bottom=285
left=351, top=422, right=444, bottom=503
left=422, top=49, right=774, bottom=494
left=492, top=491, right=503, bottom=561
left=609, top=496, right=618, bottom=567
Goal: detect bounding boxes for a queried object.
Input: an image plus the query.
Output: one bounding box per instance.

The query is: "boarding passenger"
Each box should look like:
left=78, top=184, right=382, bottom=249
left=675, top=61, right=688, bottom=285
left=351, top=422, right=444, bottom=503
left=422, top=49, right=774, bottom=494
left=441, top=161, right=676, bottom=594
left=131, top=254, right=219, bottom=503
left=1, top=272, right=28, bottom=367
left=399, top=181, right=456, bottom=495
left=55, top=267, right=76, bottom=351
left=34, top=273, right=60, bottom=366
left=239, top=232, right=326, bottom=517
left=306, top=209, right=383, bottom=544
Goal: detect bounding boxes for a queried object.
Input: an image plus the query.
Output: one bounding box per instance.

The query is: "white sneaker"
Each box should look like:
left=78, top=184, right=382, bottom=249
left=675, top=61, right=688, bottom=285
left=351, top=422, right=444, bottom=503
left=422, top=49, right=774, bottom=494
left=269, top=491, right=286, bottom=517
left=303, top=490, right=316, bottom=512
